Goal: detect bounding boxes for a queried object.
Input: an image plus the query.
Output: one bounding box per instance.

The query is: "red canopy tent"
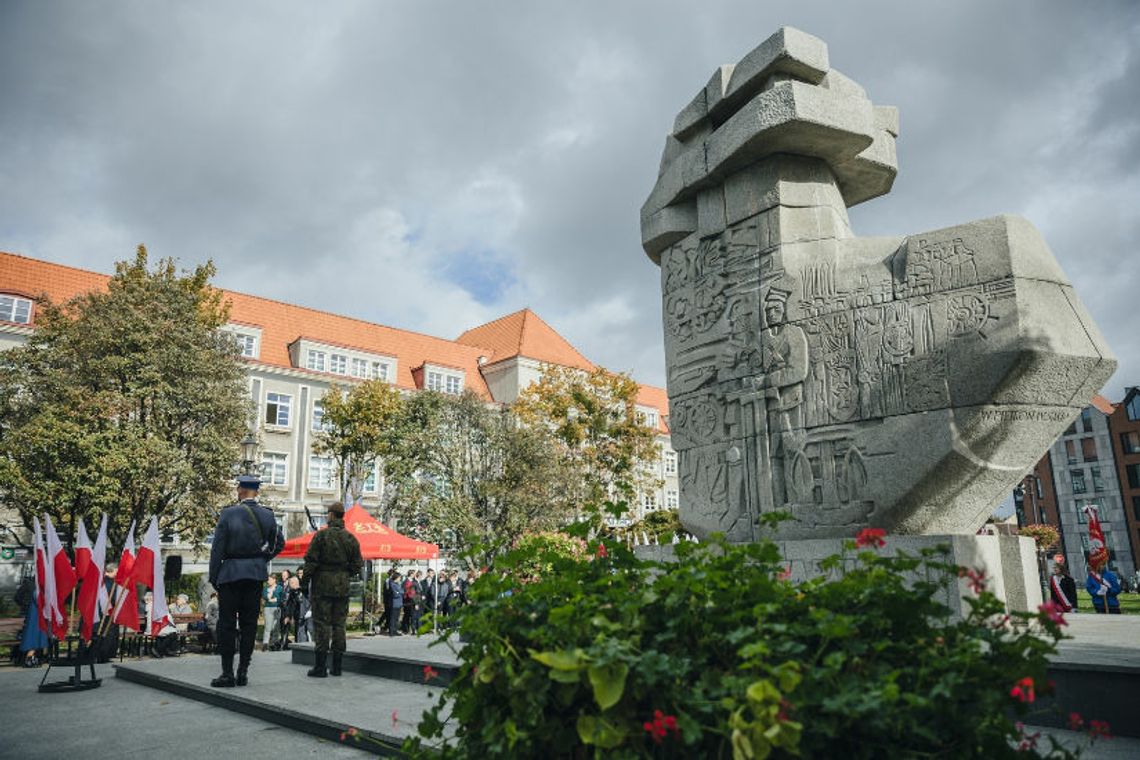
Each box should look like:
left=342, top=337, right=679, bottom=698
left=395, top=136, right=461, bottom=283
left=277, top=505, right=439, bottom=560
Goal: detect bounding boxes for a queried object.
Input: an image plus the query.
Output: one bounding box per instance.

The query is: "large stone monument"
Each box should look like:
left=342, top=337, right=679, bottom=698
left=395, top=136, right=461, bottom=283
left=641, top=28, right=1116, bottom=551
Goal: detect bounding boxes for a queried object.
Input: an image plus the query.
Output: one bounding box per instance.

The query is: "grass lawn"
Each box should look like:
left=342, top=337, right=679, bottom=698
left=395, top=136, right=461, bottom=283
left=1074, top=590, right=1140, bottom=614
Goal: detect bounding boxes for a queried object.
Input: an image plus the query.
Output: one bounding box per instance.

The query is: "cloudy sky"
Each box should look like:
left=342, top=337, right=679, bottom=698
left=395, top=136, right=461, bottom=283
left=2, top=1, right=1137, bottom=395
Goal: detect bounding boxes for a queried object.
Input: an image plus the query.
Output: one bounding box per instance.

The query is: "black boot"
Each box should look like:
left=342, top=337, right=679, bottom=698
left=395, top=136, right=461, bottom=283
left=330, top=652, right=342, bottom=677
left=236, top=656, right=250, bottom=686
left=212, top=656, right=236, bottom=687
left=307, top=651, right=328, bottom=678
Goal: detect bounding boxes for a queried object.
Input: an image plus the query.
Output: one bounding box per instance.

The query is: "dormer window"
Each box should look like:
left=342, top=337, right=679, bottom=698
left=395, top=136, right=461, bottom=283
left=234, top=333, right=257, bottom=358
left=0, top=295, right=32, bottom=324
left=307, top=350, right=326, bottom=372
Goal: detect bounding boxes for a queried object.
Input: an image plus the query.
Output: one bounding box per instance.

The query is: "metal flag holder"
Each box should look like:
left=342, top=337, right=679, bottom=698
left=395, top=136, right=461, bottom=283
left=37, top=590, right=105, bottom=693
left=38, top=637, right=103, bottom=693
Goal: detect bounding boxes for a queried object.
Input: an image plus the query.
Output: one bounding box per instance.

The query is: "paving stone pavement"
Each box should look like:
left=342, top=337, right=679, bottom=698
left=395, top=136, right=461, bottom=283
left=0, top=662, right=370, bottom=759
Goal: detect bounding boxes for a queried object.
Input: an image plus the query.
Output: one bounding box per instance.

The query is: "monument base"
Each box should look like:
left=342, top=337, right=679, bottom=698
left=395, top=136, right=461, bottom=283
left=636, top=534, right=1042, bottom=617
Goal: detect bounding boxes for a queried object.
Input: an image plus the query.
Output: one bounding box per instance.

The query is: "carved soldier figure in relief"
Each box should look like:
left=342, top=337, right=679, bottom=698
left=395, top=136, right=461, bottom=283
left=642, top=27, right=1115, bottom=542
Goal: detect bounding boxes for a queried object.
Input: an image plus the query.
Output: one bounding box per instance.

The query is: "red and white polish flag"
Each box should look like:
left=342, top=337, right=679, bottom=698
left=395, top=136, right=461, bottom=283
left=32, top=517, right=50, bottom=636
left=75, top=515, right=109, bottom=642
left=44, top=516, right=77, bottom=640
left=112, top=521, right=140, bottom=632
left=135, top=517, right=173, bottom=636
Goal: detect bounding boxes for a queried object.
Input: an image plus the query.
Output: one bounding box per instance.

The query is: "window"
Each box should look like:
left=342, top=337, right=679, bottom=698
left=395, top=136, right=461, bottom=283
left=1128, top=394, right=1140, bottom=422
left=1081, top=437, right=1098, bottom=462
left=308, top=455, right=336, bottom=490
left=329, top=353, right=347, bottom=375
left=371, top=362, right=390, bottom=382
left=0, top=295, right=32, bottom=324
left=1080, top=408, right=1093, bottom=433
left=1128, top=463, right=1140, bottom=490
left=664, top=451, right=677, bottom=476
left=638, top=409, right=659, bottom=428
left=1070, top=469, right=1086, bottom=494
left=312, top=400, right=327, bottom=432
left=261, top=453, right=287, bottom=486
left=1091, top=467, right=1105, bottom=492
left=1133, top=496, right=1140, bottom=522
left=1035, top=477, right=1043, bottom=499
left=306, top=350, right=326, bottom=372
left=232, top=333, right=257, bottom=358
left=265, top=393, right=291, bottom=427
left=641, top=491, right=658, bottom=512
left=351, top=358, right=369, bottom=378
left=363, top=467, right=378, bottom=493
left=445, top=375, right=462, bottom=395
left=665, top=489, right=678, bottom=509
left=1064, top=440, right=1077, bottom=465
left=426, top=371, right=443, bottom=391
left=1122, top=431, right=1140, bottom=455
left=1064, top=421, right=1077, bottom=436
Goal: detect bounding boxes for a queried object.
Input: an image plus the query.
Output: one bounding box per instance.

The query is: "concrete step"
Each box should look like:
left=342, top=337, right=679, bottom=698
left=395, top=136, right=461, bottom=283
left=114, top=650, right=448, bottom=755
left=289, top=634, right=461, bottom=686
left=1039, top=615, right=1140, bottom=739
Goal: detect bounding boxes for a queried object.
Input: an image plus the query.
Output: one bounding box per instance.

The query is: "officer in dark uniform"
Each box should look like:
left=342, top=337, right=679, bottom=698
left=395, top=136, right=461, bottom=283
left=302, top=500, right=363, bottom=677
left=209, top=474, right=285, bottom=687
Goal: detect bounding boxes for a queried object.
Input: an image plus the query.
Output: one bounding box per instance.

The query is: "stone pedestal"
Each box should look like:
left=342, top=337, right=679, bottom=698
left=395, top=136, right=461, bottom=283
left=636, top=533, right=1042, bottom=616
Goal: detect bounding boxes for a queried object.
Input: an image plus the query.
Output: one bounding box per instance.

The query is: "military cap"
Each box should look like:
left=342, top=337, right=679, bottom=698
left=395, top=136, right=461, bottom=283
left=236, top=474, right=261, bottom=490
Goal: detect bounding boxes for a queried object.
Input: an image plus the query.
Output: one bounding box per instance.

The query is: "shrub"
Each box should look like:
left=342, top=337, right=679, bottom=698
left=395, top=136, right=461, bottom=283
left=404, top=534, right=1101, bottom=759
left=1019, top=524, right=1061, bottom=552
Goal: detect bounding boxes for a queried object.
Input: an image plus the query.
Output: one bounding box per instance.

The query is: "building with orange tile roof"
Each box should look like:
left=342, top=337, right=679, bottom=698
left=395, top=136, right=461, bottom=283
left=0, top=250, right=679, bottom=544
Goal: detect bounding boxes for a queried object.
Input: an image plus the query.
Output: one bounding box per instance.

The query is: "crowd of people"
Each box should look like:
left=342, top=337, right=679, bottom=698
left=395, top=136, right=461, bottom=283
left=377, top=567, right=476, bottom=637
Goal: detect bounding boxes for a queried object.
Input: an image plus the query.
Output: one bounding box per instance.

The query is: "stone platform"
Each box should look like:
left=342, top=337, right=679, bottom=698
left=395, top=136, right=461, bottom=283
left=114, top=635, right=457, bottom=755
left=1039, top=614, right=1140, bottom=738
left=290, top=634, right=461, bottom=686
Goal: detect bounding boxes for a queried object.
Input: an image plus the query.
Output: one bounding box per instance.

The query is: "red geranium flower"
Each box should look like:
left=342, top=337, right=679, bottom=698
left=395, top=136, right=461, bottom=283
left=1089, top=719, right=1112, bottom=739
left=423, top=665, right=439, bottom=682
left=854, top=528, right=886, bottom=549
left=596, top=542, right=608, bottom=559
left=1009, top=677, right=1035, bottom=703
left=1067, top=712, right=1084, bottom=731
left=643, top=709, right=680, bottom=744
left=958, top=566, right=988, bottom=594
left=1038, top=600, right=1067, bottom=626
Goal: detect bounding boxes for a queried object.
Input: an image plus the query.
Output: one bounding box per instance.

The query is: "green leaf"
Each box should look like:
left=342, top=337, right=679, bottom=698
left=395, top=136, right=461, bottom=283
left=576, top=714, right=626, bottom=749
left=530, top=648, right=586, bottom=671
left=587, top=662, right=628, bottom=710
left=549, top=668, right=582, bottom=684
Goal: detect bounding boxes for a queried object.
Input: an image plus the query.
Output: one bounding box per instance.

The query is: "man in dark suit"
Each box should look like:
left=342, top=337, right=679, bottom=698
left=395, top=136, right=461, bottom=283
left=208, top=474, right=285, bottom=687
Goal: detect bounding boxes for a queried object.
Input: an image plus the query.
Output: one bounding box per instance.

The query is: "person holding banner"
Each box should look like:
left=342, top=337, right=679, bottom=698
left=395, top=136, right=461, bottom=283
left=1081, top=504, right=1122, bottom=615
left=208, top=474, right=285, bottom=687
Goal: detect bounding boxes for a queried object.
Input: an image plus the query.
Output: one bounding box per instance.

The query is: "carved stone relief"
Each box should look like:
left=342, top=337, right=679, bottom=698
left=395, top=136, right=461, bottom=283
left=642, top=28, right=1116, bottom=540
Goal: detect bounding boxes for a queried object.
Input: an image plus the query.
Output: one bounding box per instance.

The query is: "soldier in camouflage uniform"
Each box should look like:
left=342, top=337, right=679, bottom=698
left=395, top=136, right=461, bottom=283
left=302, top=500, right=363, bottom=677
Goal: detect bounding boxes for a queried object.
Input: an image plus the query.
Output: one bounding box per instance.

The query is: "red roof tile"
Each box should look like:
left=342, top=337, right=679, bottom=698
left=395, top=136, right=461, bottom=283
left=0, top=251, right=492, bottom=398
left=456, top=308, right=595, bottom=372
left=1091, top=394, right=1114, bottom=415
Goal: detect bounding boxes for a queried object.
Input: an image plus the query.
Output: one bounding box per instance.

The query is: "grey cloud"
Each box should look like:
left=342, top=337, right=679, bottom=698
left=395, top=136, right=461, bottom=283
left=1, top=0, right=1137, bottom=396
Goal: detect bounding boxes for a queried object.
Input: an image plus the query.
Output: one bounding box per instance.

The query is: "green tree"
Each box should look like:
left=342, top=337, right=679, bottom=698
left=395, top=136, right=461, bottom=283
left=513, top=364, right=660, bottom=527
left=382, top=390, right=576, bottom=559
left=0, top=246, right=249, bottom=549
left=313, top=379, right=402, bottom=505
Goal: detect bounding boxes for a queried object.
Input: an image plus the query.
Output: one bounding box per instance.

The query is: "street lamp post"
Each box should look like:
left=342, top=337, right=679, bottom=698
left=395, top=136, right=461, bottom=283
left=239, top=432, right=259, bottom=476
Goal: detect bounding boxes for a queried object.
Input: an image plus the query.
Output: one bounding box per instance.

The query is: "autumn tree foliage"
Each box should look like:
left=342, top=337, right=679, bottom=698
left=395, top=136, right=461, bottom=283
left=0, top=246, right=249, bottom=549
left=381, top=390, right=576, bottom=558
left=513, top=364, right=661, bottom=526
left=313, top=378, right=402, bottom=504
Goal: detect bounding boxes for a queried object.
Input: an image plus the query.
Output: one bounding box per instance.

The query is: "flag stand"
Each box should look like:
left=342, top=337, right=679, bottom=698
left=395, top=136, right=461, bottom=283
left=38, top=587, right=102, bottom=693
